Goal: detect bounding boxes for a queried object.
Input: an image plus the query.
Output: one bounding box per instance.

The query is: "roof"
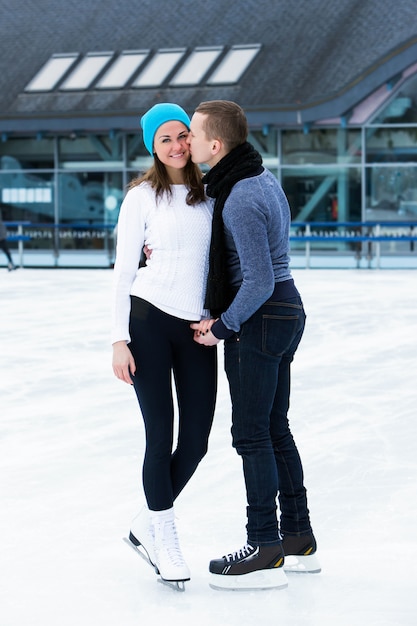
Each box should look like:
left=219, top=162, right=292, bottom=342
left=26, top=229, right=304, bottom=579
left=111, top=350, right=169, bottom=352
left=1, top=0, right=417, bottom=133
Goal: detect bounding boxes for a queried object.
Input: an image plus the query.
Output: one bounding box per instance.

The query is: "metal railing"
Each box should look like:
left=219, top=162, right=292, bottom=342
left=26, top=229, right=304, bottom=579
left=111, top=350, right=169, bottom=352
left=5, top=222, right=115, bottom=267
left=4, top=221, right=417, bottom=269
left=290, top=221, right=417, bottom=268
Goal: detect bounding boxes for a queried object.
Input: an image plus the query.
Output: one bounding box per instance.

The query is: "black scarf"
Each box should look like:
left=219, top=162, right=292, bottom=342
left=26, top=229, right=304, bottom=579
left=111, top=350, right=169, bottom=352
left=203, top=141, right=264, bottom=317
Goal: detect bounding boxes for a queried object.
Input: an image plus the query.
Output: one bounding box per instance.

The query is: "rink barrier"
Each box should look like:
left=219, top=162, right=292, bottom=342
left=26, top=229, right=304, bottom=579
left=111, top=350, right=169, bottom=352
left=5, top=222, right=31, bottom=267
left=291, top=221, right=417, bottom=268
left=3, top=221, right=417, bottom=269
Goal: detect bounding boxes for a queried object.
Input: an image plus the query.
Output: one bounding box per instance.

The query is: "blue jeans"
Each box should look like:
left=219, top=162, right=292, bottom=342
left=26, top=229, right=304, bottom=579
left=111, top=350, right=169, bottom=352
left=224, top=295, right=312, bottom=545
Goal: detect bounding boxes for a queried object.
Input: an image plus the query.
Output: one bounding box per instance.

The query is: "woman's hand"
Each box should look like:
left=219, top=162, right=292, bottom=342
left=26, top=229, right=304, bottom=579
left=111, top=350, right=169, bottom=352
left=112, top=341, right=136, bottom=384
left=190, top=319, right=220, bottom=346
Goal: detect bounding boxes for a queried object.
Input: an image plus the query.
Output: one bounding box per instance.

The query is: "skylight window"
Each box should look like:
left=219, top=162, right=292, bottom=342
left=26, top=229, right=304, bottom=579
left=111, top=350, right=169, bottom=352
left=132, top=49, right=186, bottom=87
left=96, top=51, right=149, bottom=89
left=60, top=53, right=113, bottom=90
left=207, top=44, right=261, bottom=84
left=24, top=54, right=79, bottom=92
left=169, top=47, right=223, bottom=86
left=23, top=44, right=258, bottom=94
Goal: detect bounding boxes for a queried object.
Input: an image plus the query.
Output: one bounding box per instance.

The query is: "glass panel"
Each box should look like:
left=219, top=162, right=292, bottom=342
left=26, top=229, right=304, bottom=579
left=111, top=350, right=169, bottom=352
left=126, top=133, right=153, bottom=168
left=24, top=54, right=78, bottom=91
left=0, top=171, right=54, bottom=224
left=170, top=47, right=223, bottom=85
left=281, top=166, right=362, bottom=222
left=207, top=45, right=261, bottom=84
left=365, top=165, right=417, bottom=221
left=248, top=129, right=278, bottom=169
left=133, top=49, right=185, bottom=87
left=60, top=53, right=113, bottom=90
left=365, top=127, right=417, bottom=163
left=96, top=51, right=149, bottom=88
left=58, top=171, right=123, bottom=224
left=0, top=137, right=55, bottom=169
left=51, top=172, right=122, bottom=254
left=372, top=71, right=417, bottom=124
left=282, top=129, right=362, bottom=164
left=58, top=134, right=123, bottom=167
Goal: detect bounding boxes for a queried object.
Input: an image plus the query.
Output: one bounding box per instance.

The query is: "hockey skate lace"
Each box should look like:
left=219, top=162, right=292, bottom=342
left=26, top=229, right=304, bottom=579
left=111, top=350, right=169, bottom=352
left=224, top=543, right=254, bottom=562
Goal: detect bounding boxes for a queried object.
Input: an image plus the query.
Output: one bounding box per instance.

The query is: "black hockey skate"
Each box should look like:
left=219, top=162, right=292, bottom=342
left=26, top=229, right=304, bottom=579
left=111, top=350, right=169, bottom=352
left=282, top=532, right=321, bottom=573
left=209, top=543, right=288, bottom=591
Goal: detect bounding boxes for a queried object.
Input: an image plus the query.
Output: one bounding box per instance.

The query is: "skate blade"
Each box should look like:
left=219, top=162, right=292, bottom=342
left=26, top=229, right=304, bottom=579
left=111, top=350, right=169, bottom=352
left=283, top=554, right=321, bottom=574
left=123, top=537, right=156, bottom=569
left=209, top=567, right=288, bottom=591
left=158, top=578, right=187, bottom=592
left=123, top=538, right=189, bottom=591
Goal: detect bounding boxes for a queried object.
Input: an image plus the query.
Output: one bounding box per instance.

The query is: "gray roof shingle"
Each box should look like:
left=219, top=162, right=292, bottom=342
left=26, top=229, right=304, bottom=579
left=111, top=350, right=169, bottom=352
left=1, top=0, right=417, bottom=132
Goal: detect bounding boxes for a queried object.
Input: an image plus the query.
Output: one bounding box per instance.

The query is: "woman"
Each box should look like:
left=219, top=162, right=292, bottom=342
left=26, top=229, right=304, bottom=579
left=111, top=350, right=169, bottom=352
left=111, top=103, right=217, bottom=587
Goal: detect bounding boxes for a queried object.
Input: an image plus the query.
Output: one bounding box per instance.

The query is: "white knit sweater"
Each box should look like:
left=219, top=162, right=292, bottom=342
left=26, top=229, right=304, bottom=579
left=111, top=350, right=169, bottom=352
left=111, top=182, right=213, bottom=344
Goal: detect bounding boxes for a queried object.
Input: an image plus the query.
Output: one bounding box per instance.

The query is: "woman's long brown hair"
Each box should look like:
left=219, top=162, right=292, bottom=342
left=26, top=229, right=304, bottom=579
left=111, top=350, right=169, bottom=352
left=128, top=154, right=205, bottom=205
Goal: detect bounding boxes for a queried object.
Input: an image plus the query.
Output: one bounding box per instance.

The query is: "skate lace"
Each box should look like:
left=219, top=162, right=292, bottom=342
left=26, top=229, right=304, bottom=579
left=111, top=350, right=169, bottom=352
left=162, top=521, right=186, bottom=566
left=224, top=543, right=255, bottom=563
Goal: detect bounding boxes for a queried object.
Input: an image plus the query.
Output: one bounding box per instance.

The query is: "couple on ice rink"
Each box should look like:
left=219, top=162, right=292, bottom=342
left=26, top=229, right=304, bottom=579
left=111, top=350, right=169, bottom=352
left=112, top=100, right=320, bottom=591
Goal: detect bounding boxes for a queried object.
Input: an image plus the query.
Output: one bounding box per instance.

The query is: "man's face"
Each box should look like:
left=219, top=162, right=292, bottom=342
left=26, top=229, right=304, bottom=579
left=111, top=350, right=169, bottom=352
left=188, top=112, right=217, bottom=167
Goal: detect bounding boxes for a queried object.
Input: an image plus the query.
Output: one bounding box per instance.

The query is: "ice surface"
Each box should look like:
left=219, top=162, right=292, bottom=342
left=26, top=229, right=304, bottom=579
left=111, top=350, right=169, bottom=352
left=1, top=268, right=416, bottom=625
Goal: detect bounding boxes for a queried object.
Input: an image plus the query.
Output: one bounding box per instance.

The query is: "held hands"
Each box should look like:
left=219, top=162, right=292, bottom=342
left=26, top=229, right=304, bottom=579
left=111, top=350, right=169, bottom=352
left=112, top=341, right=136, bottom=384
left=190, top=318, right=220, bottom=346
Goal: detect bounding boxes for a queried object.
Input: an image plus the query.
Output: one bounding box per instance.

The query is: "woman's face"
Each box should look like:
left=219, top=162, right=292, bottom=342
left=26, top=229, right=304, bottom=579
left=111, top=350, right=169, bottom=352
left=153, top=121, right=190, bottom=175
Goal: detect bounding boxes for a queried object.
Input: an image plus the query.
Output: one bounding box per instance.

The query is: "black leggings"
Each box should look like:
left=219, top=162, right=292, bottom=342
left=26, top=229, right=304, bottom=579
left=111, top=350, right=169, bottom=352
left=129, top=297, right=217, bottom=511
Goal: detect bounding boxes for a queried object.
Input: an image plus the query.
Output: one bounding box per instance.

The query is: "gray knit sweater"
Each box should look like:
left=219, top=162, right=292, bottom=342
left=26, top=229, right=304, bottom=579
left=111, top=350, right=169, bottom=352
left=212, top=168, right=294, bottom=337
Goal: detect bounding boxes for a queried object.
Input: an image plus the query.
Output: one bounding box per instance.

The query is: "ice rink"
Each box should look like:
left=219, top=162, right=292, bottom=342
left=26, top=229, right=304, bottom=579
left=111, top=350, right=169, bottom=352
left=1, top=267, right=416, bottom=626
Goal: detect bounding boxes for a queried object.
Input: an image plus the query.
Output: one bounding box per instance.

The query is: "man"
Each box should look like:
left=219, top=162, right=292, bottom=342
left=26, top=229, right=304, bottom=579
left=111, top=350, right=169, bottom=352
left=188, top=100, right=320, bottom=590
left=0, top=211, right=17, bottom=271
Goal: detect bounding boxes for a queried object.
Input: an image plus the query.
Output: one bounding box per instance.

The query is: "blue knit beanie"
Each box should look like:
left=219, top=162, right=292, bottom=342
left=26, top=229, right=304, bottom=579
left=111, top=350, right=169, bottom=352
left=140, top=103, right=191, bottom=155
